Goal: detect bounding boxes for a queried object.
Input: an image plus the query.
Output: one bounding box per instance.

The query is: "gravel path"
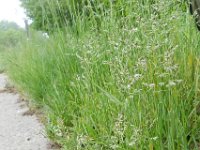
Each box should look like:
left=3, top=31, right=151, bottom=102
left=0, top=74, right=52, bottom=150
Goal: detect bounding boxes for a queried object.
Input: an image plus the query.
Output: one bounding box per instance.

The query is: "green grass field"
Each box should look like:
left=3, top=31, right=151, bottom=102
left=3, top=1, right=200, bottom=149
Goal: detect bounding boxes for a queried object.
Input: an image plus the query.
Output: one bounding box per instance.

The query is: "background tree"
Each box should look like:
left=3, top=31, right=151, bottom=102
left=20, top=0, right=137, bottom=32
left=21, top=0, right=177, bottom=33
left=0, top=21, right=24, bottom=51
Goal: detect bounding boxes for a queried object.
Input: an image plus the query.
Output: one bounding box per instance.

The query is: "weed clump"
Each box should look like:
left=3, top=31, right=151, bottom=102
left=5, top=0, right=200, bottom=149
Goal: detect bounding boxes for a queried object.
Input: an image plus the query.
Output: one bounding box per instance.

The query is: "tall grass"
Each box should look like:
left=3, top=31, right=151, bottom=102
left=4, top=0, right=200, bottom=149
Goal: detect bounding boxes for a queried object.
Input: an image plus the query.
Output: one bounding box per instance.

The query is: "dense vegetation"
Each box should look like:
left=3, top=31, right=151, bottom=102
left=3, top=0, right=200, bottom=149
left=0, top=21, right=25, bottom=71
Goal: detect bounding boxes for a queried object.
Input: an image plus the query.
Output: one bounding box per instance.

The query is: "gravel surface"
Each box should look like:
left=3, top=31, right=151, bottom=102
left=0, top=74, right=52, bottom=150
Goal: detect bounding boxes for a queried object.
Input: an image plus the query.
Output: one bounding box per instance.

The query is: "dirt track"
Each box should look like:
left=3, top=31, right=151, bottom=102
left=0, top=74, right=51, bottom=150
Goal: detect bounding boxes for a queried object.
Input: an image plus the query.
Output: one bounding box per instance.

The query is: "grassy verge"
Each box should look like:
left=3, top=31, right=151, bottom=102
left=0, top=51, right=5, bottom=73
left=4, top=1, right=200, bottom=149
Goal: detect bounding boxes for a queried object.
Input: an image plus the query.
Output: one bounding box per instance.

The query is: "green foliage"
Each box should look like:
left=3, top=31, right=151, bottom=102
left=21, top=0, right=66, bottom=32
left=0, top=20, right=20, bottom=30
left=21, top=0, right=174, bottom=32
left=0, top=21, right=24, bottom=51
left=0, top=21, right=25, bottom=72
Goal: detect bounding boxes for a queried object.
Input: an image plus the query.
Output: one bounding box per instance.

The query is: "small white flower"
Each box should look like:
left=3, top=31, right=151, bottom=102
left=149, top=83, right=155, bottom=88
left=110, top=144, right=119, bottom=150
left=134, top=74, right=143, bottom=80
left=128, top=140, right=136, bottom=147
left=76, top=134, right=89, bottom=149
left=131, top=27, right=138, bottom=32
left=142, top=83, right=155, bottom=89
left=127, top=84, right=131, bottom=89
left=150, top=136, right=159, bottom=141
left=158, top=73, right=168, bottom=78
left=128, top=127, right=140, bottom=147
left=166, top=81, right=176, bottom=88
